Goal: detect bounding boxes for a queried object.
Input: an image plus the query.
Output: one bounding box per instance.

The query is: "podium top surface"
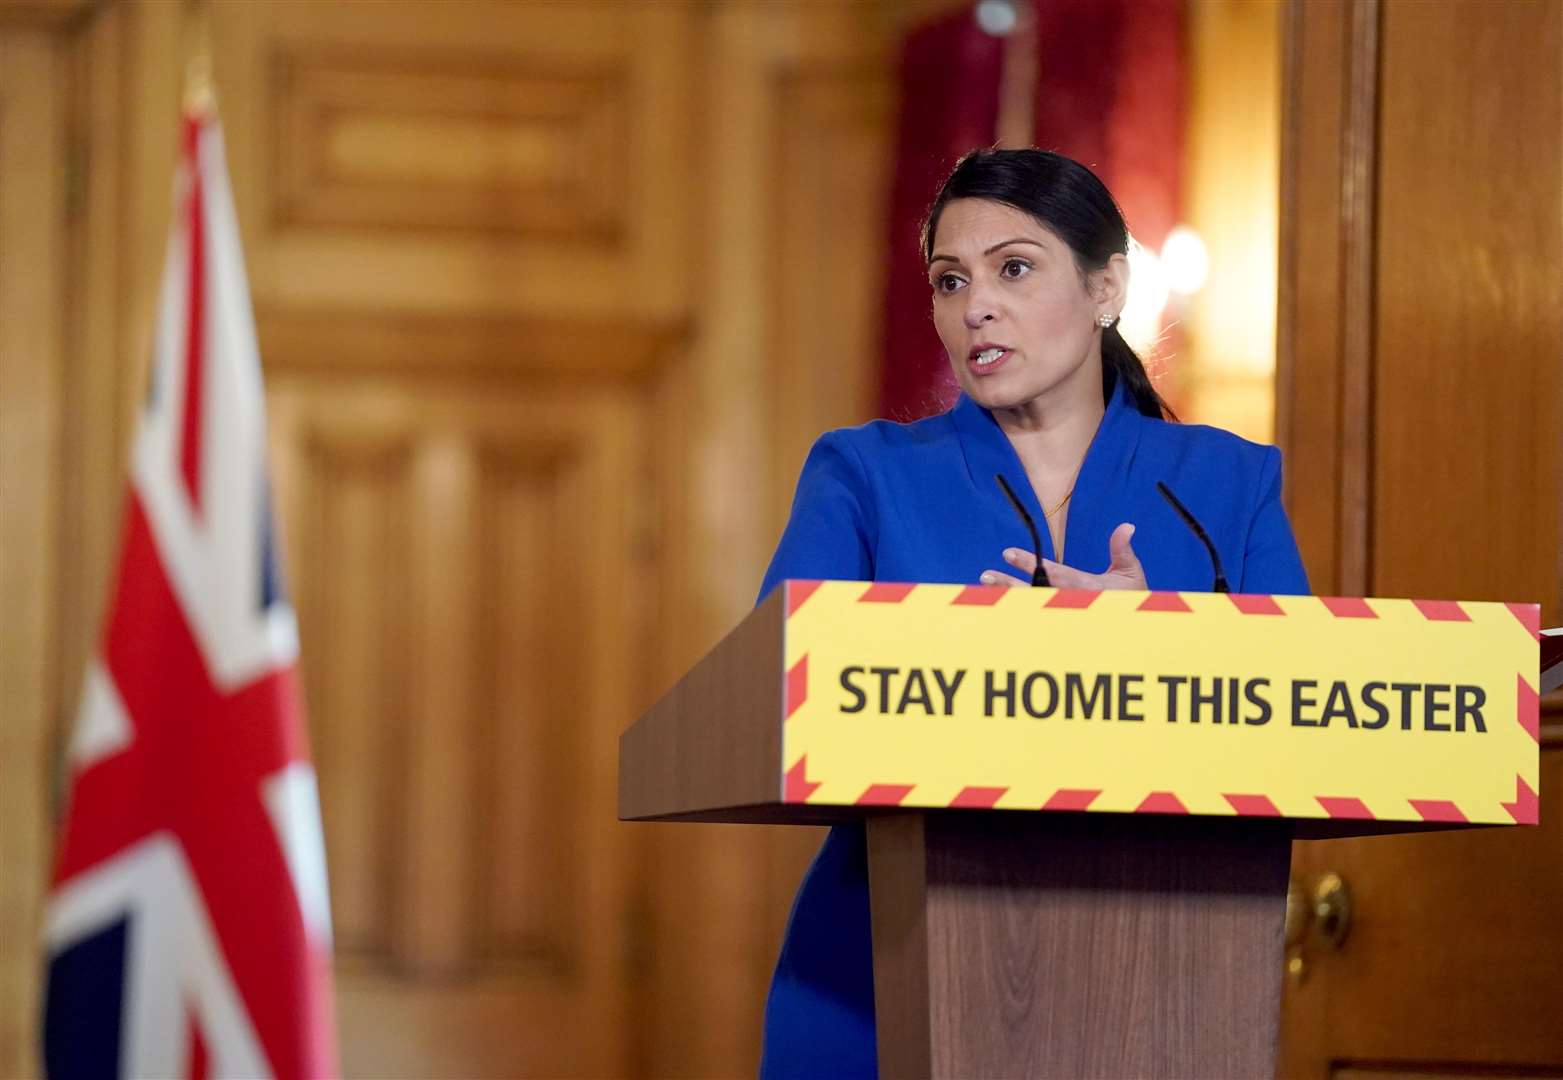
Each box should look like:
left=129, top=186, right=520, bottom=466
left=619, top=581, right=1542, bottom=835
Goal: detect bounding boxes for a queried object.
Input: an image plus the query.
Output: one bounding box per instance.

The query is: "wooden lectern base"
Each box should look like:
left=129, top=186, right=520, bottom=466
left=867, top=812, right=1292, bottom=1079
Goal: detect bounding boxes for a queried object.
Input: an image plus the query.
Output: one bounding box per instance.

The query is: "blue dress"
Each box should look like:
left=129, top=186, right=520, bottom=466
left=754, top=376, right=1310, bottom=1078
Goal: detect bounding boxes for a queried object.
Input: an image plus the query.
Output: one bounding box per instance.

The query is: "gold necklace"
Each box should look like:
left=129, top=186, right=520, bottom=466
left=1043, top=486, right=1074, bottom=519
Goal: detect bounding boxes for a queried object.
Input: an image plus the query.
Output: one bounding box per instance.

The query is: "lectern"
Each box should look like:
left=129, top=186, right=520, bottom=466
left=620, top=581, right=1540, bottom=1078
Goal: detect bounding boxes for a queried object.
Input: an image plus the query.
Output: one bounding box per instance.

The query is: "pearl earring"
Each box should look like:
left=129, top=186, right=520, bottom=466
left=1097, top=312, right=1115, bottom=329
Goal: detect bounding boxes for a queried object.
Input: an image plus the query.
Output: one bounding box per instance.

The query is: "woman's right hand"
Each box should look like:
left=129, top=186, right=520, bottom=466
left=980, top=522, right=1147, bottom=590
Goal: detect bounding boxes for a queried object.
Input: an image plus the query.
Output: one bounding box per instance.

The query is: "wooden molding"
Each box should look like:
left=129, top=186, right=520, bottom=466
left=0, top=0, right=91, bottom=28
left=257, top=307, right=689, bottom=384
left=1336, top=0, right=1379, bottom=597
left=1274, top=0, right=1300, bottom=466
left=269, top=46, right=630, bottom=242
left=1278, top=0, right=1391, bottom=600
left=1277, top=0, right=1352, bottom=595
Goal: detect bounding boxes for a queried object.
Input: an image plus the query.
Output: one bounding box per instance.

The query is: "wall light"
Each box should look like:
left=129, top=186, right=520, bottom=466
left=1161, top=224, right=1209, bottom=296
left=1120, top=240, right=1170, bottom=354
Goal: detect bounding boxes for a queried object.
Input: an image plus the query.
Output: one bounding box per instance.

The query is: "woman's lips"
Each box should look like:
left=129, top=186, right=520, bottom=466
left=967, top=347, right=1012, bottom=375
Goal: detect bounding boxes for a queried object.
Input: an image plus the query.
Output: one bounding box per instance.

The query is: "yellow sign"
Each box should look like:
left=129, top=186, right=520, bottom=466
left=780, top=581, right=1541, bottom=825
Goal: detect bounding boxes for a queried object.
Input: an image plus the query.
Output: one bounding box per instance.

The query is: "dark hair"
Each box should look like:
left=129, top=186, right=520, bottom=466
left=921, top=148, right=1172, bottom=420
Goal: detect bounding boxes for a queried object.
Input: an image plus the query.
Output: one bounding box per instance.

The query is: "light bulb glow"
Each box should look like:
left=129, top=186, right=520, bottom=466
left=973, top=0, right=1018, bottom=37
left=1161, top=225, right=1210, bottom=296
left=1119, top=240, right=1169, bottom=354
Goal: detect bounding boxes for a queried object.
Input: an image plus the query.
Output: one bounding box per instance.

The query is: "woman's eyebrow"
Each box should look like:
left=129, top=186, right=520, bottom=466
left=928, top=237, right=1047, bottom=266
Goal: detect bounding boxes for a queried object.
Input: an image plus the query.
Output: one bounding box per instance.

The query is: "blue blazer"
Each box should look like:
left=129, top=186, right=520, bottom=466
left=754, top=377, right=1310, bottom=1078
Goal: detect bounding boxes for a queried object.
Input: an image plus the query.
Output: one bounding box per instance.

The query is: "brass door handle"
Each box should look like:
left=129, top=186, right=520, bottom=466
left=1310, top=871, right=1352, bottom=950
left=1285, top=871, right=1353, bottom=984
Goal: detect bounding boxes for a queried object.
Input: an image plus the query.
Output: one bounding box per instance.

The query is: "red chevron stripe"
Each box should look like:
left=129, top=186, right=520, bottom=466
left=857, top=783, right=916, bottom=806
left=1505, top=602, right=1541, bottom=639
left=785, top=655, right=808, bottom=720
left=1045, top=589, right=1100, bottom=609
left=1413, top=599, right=1470, bottom=622
left=1320, top=596, right=1377, bottom=618
left=1135, top=791, right=1189, bottom=814
left=1502, top=775, right=1539, bottom=824
left=1316, top=796, right=1375, bottom=819
left=1410, top=799, right=1467, bottom=823
left=952, top=585, right=1005, bottom=606
left=859, top=583, right=916, bottom=604
left=786, top=580, right=823, bottom=616
left=1223, top=793, right=1282, bottom=816
left=1228, top=594, right=1284, bottom=615
left=1518, top=674, right=1539, bottom=742
left=1042, top=788, right=1100, bottom=811
left=784, top=756, right=820, bottom=802
left=948, top=785, right=1007, bottom=808
left=1137, top=592, right=1191, bottom=613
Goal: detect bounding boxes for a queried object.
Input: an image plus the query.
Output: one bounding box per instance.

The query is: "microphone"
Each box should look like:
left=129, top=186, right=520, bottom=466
left=994, top=474, right=1050, bottom=586
left=1156, top=481, right=1229, bottom=593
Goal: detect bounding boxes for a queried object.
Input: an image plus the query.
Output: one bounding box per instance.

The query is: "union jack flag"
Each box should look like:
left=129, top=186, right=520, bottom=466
left=43, top=107, right=338, bottom=1079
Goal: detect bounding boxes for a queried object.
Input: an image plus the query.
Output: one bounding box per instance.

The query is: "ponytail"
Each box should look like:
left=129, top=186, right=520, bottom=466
left=1101, top=323, right=1174, bottom=420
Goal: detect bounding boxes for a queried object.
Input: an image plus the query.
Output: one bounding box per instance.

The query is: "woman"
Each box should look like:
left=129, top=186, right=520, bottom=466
left=755, top=148, right=1309, bottom=1077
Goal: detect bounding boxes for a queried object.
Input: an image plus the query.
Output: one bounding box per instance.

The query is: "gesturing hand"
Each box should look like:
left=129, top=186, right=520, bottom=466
left=979, top=522, right=1148, bottom=591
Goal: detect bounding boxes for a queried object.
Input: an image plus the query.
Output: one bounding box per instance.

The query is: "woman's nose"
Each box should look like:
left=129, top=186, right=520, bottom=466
left=963, top=291, right=997, bottom=329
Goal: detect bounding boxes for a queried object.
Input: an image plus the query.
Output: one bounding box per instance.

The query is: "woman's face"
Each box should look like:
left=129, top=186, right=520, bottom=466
left=927, top=198, right=1121, bottom=413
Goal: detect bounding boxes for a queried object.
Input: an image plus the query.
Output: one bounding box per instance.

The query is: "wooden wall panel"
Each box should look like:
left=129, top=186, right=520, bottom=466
left=401, top=432, right=483, bottom=976
left=294, top=431, right=413, bottom=962
left=212, top=0, right=694, bottom=319
left=1371, top=0, right=1562, bottom=615
left=474, top=443, right=590, bottom=973
left=272, top=49, right=628, bottom=239
left=269, top=372, right=661, bottom=1077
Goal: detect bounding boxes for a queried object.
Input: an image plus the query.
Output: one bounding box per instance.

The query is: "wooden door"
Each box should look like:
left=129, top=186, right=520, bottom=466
left=1276, top=1, right=1563, bottom=1075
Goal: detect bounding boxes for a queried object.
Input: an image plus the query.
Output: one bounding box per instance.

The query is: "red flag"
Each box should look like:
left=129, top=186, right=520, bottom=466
left=43, top=106, right=338, bottom=1079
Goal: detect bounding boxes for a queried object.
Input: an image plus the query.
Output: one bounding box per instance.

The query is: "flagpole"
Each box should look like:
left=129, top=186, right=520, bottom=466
left=183, top=0, right=216, bottom=119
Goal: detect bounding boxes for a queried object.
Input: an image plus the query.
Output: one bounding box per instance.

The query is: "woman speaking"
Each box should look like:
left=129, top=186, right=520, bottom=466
left=754, top=148, right=1310, bottom=1077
